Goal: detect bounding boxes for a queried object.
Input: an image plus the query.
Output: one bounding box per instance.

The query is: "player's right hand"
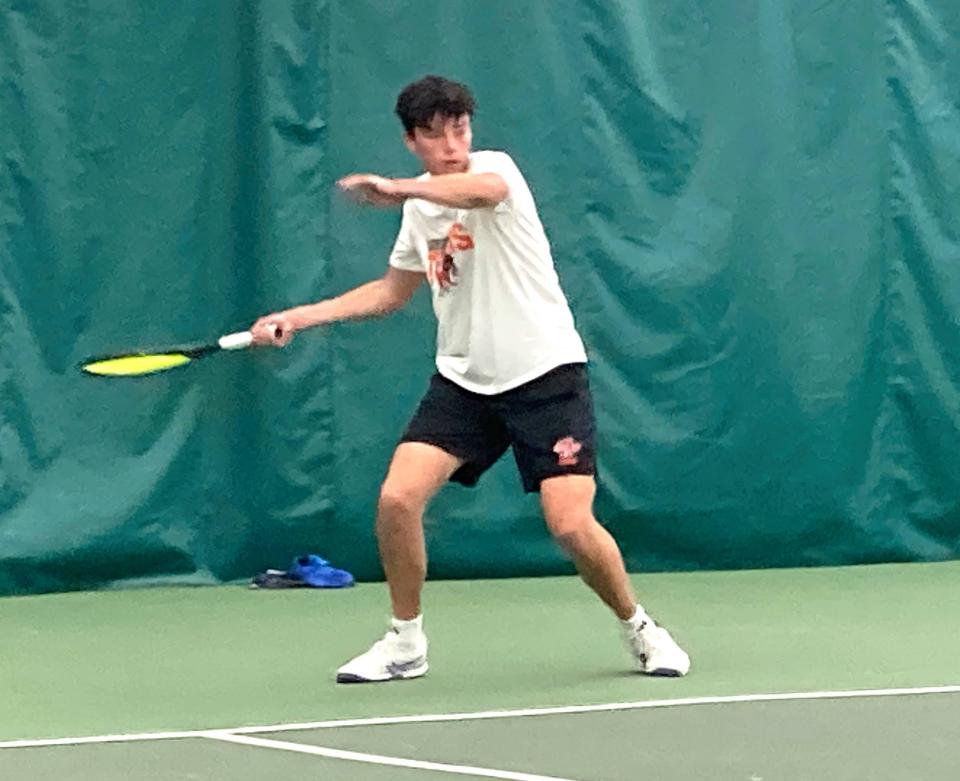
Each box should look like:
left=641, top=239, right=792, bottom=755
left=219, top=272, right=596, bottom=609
left=251, top=312, right=297, bottom=347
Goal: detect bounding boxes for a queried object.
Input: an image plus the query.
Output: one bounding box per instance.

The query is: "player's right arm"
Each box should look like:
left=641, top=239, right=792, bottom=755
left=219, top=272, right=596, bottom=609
left=251, top=266, right=424, bottom=346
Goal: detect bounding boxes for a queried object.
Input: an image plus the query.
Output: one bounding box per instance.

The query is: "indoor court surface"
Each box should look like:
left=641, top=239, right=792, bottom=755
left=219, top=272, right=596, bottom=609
left=2, top=560, right=959, bottom=779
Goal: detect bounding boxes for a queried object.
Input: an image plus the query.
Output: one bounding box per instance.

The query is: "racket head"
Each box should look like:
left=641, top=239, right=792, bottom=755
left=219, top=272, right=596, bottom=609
left=79, top=328, right=257, bottom=377
left=80, top=352, right=194, bottom=377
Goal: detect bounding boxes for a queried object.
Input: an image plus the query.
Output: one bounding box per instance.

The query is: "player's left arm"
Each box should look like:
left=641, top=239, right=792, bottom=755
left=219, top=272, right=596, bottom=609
left=393, top=173, right=508, bottom=209
left=338, top=173, right=508, bottom=209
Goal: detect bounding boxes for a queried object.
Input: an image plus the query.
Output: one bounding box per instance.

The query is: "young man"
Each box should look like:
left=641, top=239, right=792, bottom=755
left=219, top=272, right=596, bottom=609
left=251, top=75, right=690, bottom=682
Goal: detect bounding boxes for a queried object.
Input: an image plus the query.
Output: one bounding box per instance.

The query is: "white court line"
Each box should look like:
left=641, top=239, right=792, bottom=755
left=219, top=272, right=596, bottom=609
left=206, top=732, right=583, bottom=781
left=1, top=684, right=959, bottom=749
left=201, top=684, right=960, bottom=735
left=0, top=730, right=202, bottom=749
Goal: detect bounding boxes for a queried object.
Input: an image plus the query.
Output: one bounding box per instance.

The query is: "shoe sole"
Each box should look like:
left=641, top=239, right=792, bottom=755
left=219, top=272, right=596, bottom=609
left=643, top=667, right=686, bottom=677
left=336, top=663, right=429, bottom=684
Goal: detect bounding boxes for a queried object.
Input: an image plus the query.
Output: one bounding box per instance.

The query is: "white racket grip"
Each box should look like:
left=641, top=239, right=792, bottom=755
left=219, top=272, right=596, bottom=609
left=219, top=331, right=254, bottom=350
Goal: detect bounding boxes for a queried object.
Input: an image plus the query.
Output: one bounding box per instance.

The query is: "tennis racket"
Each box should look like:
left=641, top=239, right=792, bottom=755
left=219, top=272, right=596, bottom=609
left=80, top=324, right=281, bottom=377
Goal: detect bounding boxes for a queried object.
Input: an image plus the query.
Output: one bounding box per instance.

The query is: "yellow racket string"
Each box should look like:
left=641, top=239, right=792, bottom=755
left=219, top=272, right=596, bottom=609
left=81, top=353, right=192, bottom=376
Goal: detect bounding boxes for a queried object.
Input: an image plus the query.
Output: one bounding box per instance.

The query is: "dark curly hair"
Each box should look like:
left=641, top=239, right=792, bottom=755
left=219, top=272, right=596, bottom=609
left=395, top=75, right=476, bottom=135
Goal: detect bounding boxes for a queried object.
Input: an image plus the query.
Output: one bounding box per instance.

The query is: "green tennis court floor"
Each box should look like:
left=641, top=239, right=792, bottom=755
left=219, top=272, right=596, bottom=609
left=2, top=561, right=959, bottom=779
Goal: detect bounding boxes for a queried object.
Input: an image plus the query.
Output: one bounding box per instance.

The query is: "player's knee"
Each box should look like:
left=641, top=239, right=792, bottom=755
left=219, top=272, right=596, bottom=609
left=377, top=484, right=426, bottom=525
left=545, top=512, right=594, bottom=553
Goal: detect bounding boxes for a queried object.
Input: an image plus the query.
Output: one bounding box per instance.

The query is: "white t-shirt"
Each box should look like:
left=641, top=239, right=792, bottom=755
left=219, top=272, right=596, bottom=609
left=389, top=150, right=587, bottom=395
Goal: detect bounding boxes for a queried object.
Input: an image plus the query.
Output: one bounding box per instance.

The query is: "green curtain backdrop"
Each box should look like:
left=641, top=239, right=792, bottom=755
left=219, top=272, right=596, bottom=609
left=1, top=0, right=958, bottom=595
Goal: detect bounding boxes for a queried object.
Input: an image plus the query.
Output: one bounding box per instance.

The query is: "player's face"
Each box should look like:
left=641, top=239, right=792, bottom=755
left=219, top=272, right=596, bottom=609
left=405, top=113, right=472, bottom=175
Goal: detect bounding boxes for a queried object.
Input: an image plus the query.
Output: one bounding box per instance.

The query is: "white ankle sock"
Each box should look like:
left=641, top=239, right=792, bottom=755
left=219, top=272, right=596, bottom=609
left=623, top=605, right=654, bottom=630
left=391, top=614, right=424, bottom=639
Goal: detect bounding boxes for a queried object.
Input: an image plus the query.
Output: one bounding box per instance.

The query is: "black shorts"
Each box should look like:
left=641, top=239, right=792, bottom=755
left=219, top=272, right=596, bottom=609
left=400, top=363, right=596, bottom=493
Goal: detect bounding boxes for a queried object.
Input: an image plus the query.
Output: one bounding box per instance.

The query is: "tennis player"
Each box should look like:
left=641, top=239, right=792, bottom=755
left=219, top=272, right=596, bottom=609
left=251, top=75, right=690, bottom=682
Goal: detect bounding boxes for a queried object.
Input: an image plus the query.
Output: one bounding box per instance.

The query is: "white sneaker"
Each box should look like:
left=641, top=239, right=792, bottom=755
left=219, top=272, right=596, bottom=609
left=624, top=618, right=690, bottom=677
left=336, top=628, right=429, bottom=683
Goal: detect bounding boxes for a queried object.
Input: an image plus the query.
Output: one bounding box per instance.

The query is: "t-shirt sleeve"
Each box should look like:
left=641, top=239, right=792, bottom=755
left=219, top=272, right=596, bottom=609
left=388, top=204, right=422, bottom=271
left=470, top=151, right=527, bottom=214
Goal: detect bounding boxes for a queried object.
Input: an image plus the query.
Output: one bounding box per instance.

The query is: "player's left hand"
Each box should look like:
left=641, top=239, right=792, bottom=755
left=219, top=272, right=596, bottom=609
left=337, top=174, right=406, bottom=207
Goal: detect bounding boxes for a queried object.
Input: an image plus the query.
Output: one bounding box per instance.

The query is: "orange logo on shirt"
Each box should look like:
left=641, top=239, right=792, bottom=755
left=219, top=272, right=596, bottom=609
left=447, top=222, right=475, bottom=251
left=427, top=222, right=474, bottom=291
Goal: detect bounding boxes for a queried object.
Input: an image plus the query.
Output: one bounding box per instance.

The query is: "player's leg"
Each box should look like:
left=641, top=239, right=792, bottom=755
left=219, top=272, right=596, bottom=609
left=539, top=474, right=689, bottom=676
left=377, top=442, right=464, bottom=621
left=539, top=473, right=636, bottom=619
left=505, top=364, right=690, bottom=676
left=337, top=374, right=509, bottom=684
left=337, top=442, right=461, bottom=684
